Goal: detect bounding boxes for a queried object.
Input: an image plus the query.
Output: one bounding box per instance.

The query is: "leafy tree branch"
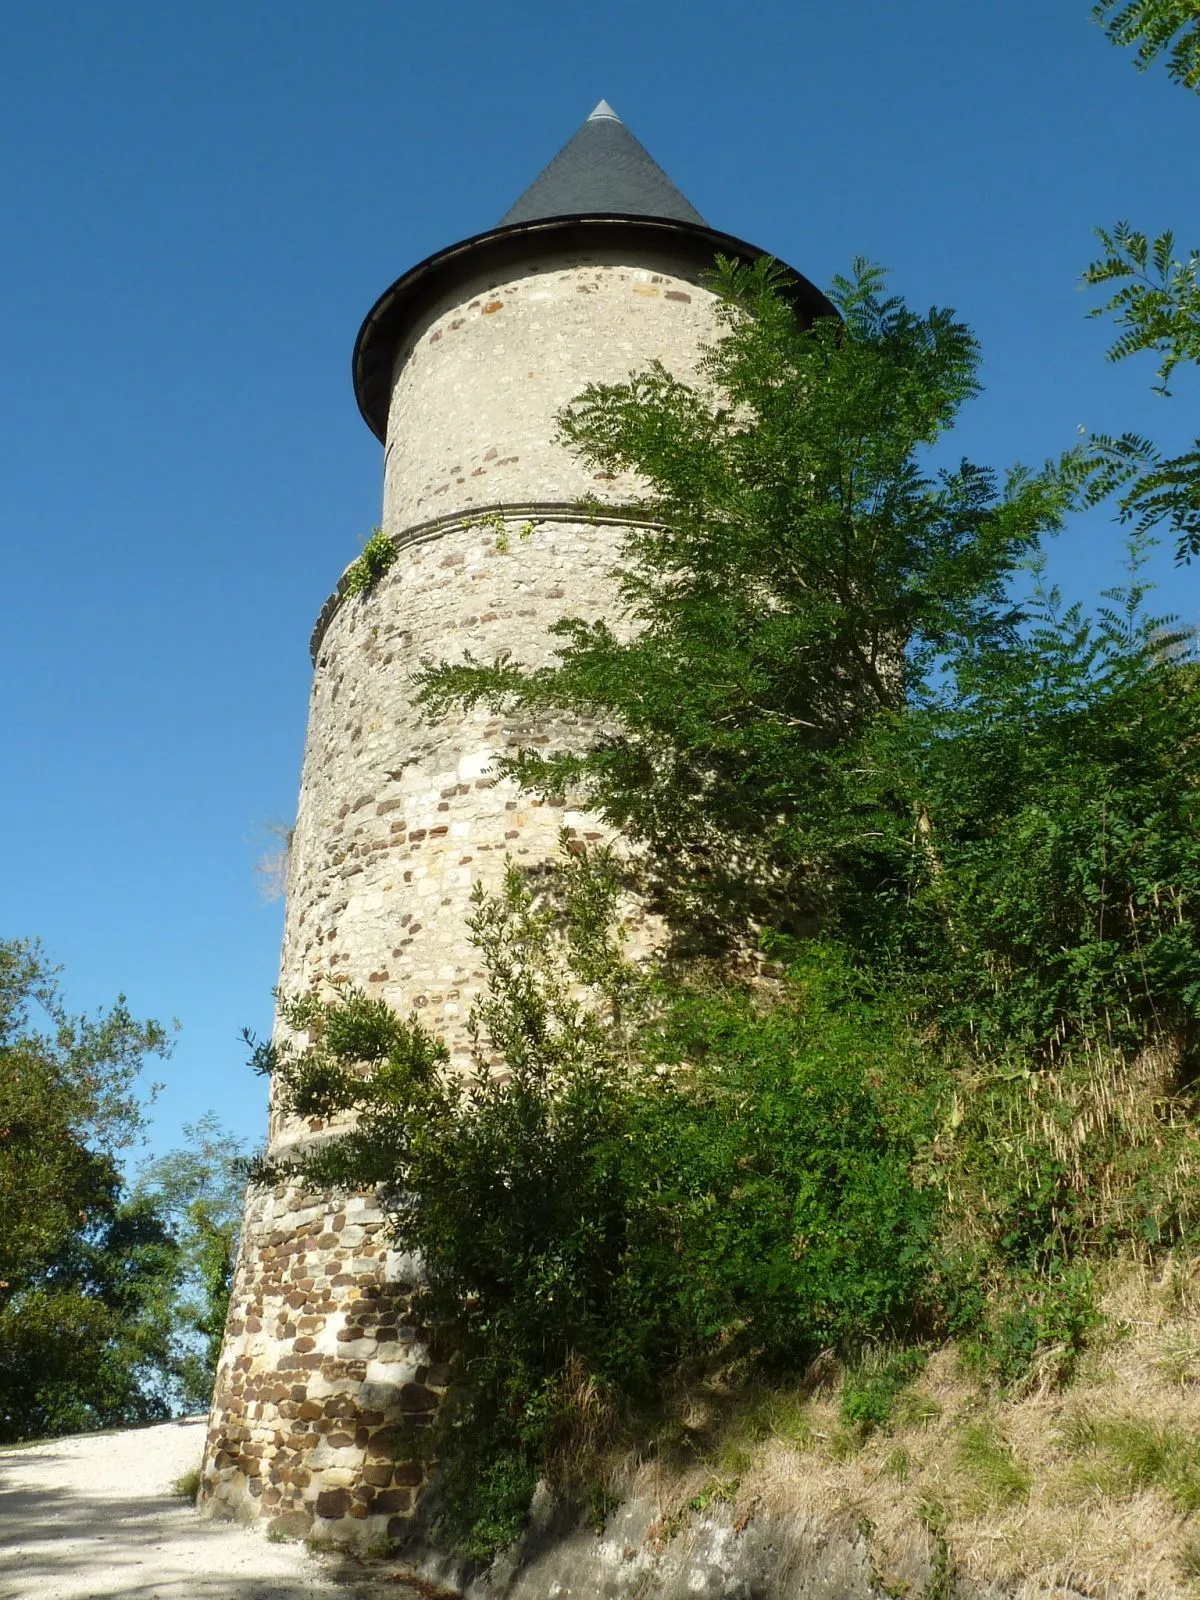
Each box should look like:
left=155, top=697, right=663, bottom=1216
left=1092, top=0, right=1200, bottom=90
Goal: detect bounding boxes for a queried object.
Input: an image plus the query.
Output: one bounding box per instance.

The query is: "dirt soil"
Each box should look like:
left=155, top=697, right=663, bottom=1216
left=0, top=1417, right=426, bottom=1600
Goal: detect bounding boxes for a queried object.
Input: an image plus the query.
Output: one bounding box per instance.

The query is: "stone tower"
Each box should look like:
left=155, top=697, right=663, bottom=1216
left=200, top=102, right=831, bottom=1547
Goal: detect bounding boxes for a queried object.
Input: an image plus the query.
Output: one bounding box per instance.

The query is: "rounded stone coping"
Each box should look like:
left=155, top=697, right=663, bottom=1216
left=309, top=499, right=663, bottom=663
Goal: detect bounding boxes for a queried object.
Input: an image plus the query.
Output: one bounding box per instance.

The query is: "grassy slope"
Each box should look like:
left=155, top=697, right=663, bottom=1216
left=606, top=1263, right=1200, bottom=1598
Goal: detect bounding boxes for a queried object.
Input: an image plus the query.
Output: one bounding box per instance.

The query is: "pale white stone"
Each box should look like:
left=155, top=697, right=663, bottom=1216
left=313, top=1312, right=347, bottom=1356
left=457, top=749, right=494, bottom=782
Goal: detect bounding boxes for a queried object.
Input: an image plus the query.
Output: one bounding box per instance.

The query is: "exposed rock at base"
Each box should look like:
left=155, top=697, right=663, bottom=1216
left=390, top=1486, right=1025, bottom=1600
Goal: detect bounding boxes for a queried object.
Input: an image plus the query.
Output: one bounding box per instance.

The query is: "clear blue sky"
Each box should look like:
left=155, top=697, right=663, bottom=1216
left=2, top=1, right=1198, bottom=1166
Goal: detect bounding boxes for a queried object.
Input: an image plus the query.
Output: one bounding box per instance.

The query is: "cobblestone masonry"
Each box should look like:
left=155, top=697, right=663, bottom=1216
left=201, top=250, right=723, bottom=1544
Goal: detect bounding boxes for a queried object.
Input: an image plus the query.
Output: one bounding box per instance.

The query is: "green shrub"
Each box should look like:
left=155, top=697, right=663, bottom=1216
left=344, top=528, right=397, bottom=597
left=261, top=850, right=942, bottom=1557
left=840, top=1348, right=928, bottom=1434
left=963, top=1268, right=1100, bottom=1390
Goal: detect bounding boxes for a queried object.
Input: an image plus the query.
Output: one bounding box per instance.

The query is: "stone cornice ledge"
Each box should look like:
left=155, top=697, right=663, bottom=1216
left=309, top=499, right=664, bottom=663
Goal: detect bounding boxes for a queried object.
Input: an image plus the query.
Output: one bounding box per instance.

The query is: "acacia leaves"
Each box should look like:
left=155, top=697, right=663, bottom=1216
left=1083, top=226, right=1200, bottom=562
left=1093, top=0, right=1200, bottom=90
left=418, top=261, right=1076, bottom=940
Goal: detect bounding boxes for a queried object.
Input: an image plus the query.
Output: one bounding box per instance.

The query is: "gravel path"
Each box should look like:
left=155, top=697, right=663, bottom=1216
left=0, top=1419, right=424, bottom=1600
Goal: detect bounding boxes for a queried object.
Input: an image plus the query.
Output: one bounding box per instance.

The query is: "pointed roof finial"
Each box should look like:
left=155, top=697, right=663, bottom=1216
left=499, top=102, right=706, bottom=227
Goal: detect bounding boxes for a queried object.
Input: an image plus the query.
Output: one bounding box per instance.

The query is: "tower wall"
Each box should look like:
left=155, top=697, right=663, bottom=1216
left=201, top=249, right=722, bottom=1546
left=381, top=249, right=717, bottom=531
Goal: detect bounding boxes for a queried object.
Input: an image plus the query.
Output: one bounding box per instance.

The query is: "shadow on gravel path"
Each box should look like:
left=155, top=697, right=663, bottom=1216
left=0, top=1420, right=423, bottom=1600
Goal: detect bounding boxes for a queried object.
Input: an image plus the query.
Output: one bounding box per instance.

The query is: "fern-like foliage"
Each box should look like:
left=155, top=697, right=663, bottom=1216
left=1093, top=0, right=1200, bottom=90
left=1087, top=430, right=1200, bottom=560
left=1084, top=225, right=1200, bottom=561
left=1084, top=223, right=1200, bottom=393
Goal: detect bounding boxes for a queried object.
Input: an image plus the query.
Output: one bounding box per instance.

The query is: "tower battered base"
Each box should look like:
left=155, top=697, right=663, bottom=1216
left=201, top=1183, right=443, bottom=1544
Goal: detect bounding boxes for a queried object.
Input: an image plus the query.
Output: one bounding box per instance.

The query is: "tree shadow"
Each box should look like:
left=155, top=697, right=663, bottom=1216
left=0, top=1466, right=386, bottom=1599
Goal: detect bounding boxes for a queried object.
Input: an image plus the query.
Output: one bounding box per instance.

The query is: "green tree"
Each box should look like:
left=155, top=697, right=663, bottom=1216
left=1092, top=0, right=1200, bottom=90
left=261, top=850, right=939, bottom=1558
left=1086, top=4, right=1200, bottom=561
left=252, top=257, right=1200, bottom=1556
left=419, top=260, right=1075, bottom=959
left=0, top=939, right=180, bottom=1441
left=136, top=1113, right=250, bottom=1411
left=418, top=263, right=1200, bottom=1065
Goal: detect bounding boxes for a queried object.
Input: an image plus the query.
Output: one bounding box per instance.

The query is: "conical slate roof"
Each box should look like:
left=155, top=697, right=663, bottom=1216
left=499, top=101, right=707, bottom=227
left=350, top=103, right=836, bottom=446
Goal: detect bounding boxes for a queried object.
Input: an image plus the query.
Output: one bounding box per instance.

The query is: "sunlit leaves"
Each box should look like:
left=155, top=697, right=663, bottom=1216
left=1093, top=0, right=1200, bottom=90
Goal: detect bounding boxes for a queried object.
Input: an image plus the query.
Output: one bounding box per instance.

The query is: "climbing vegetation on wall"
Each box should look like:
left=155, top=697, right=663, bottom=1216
left=344, top=527, right=398, bottom=597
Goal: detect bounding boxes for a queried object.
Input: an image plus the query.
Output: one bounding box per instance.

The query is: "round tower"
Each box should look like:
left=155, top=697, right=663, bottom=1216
left=200, top=102, right=832, bottom=1547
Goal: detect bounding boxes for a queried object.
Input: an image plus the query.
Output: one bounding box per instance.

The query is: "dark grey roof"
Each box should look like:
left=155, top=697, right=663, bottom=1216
left=499, top=100, right=707, bottom=227
left=350, top=101, right=839, bottom=444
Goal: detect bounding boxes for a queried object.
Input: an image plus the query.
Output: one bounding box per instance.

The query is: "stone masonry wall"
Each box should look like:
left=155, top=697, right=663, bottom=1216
left=201, top=248, right=723, bottom=1545
left=201, top=1184, right=440, bottom=1545
left=382, top=249, right=721, bottom=533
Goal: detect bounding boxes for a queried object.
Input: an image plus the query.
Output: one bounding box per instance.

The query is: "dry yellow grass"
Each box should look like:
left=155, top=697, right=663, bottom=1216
left=611, top=1260, right=1200, bottom=1598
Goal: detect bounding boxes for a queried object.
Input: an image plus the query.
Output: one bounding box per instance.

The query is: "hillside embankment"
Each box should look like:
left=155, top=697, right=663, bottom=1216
left=5, top=1293, right=1200, bottom=1600
left=396, top=1263, right=1200, bottom=1598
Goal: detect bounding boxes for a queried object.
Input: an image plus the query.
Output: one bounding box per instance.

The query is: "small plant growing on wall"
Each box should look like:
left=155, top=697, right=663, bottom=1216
left=344, top=527, right=397, bottom=597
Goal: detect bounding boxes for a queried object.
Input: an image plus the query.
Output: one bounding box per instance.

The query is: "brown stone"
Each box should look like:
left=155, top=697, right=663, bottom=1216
left=268, top=1510, right=311, bottom=1539
left=398, top=1383, right=437, bottom=1413
left=373, top=1488, right=413, bottom=1515
left=365, top=1428, right=402, bottom=1460
left=315, top=1488, right=350, bottom=1519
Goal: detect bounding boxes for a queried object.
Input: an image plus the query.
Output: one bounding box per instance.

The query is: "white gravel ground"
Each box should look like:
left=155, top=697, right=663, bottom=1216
left=0, top=1418, right=422, bottom=1600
